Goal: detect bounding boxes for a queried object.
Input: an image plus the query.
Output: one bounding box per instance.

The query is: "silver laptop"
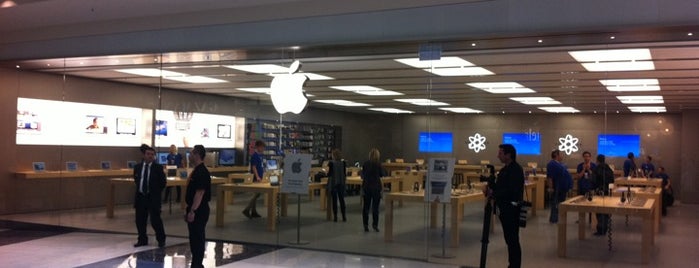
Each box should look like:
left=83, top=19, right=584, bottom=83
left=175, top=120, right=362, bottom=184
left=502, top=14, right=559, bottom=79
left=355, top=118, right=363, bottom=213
left=270, top=175, right=280, bottom=186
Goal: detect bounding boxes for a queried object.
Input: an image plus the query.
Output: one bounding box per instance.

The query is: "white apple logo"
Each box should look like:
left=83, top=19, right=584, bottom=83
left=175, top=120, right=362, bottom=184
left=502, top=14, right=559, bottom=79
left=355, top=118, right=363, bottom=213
left=270, top=60, right=308, bottom=114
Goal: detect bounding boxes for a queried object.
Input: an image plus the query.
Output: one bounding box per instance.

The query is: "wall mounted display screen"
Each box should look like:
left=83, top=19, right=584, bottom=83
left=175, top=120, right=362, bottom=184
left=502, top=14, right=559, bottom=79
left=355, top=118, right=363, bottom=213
left=218, top=149, right=236, bottom=166
left=502, top=132, right=541, bottom=155
left=598, top=134, right=640, bottom=157
left=418, top=132, right=453, bottom=153
left=154, top=110, right=236, bottom=148
left=16, top=98, right=151, bottom=147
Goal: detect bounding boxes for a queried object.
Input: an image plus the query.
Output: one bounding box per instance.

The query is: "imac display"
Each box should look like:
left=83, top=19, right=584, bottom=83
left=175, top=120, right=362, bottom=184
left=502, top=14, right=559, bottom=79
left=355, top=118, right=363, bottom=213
left=218, top=149, right=236, bottom=166
left=418, top=132, right=453, bottom=153
left=157, top=152, right=169, bottom=165
left=502, top=132, right=541, bottom=155
left=266, top=159, right=279, bottom=170
left=598, top=134, right=640, bottom=157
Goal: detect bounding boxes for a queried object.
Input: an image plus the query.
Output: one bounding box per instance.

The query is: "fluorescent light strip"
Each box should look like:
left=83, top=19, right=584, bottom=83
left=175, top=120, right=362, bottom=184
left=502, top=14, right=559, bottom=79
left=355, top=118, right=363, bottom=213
left=617, top=95, right=664, bottom=104
left=394, top=98, right=449, bottom=106
left=426, top=67, right=494, bottom=76
left=628, top=106, right=666, bottom=113
left=538, top=106, right=580, bottom=113
left=394, top=57, right=474, bottom=68
left=568, top=48, right=655, bottom=72
left=467, top=82, right=536, bottom=94
left=236, top=88, right=271, bottom=94
left=313, top=100, right=371, bottom=107
left=368, top=108, right=414, bottom=114
left=510, top=97, right=561, bottom=105
left=330, top=86, right=403, bottom=96
left=599, top=79, right=660, bottom=92
left=439, top=107, right=483, bottom=113
left=225, top=64, right=288, bottom=74
left=114, top=68, right=226, bottom=83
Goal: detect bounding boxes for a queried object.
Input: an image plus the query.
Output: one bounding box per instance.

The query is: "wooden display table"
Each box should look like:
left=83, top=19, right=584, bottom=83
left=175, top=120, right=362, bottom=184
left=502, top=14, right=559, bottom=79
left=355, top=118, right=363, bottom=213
left=527, top=174, right=547, bottom=210
left=611, top=186, right=662, bottom=233
left=384, top=190, right=485, bottom=247
left=558, top=195, right=655, bottom=264
left=614, top=177, right=663, bottom=188
left=106, top=176, right=226, bottom=218
left=381, top=162, right=418, bottom=173
left=18, top=169, right=133, bottom=179
left=215, top=183, right=289, bottom=231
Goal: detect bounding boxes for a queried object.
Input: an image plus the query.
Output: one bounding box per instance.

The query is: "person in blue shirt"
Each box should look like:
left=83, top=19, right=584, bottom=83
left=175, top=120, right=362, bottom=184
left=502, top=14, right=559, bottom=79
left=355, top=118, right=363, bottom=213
left=623, top=152, right=637, bottom=177
left=163, top=144, right=183, bottom=202
left=547, top=149, right=572, bottom=224
left=656, top=166, right=672, bottom=216
left=242, top=140, right=265, bottom=219
left=641, top=155, right=656, bottom=178
left=576, top=151, right=597, bottom=196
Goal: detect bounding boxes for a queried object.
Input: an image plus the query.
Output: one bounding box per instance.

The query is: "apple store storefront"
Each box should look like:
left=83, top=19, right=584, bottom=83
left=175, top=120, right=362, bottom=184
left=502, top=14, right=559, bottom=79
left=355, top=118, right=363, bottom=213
left=3, top=2, right=699, bottom=268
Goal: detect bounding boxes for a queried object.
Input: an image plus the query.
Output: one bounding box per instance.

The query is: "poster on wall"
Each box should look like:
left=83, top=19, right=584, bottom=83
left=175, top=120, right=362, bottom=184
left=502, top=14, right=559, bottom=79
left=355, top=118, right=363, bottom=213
left=425, top=158, right=455, bottom=203
left=154, top=110, right=236, bottom=149
left=155, top=120, right=168, bottom=136
left=217, top=124, right=231, bottom=139
left=16, top=98, right=151, bottom=147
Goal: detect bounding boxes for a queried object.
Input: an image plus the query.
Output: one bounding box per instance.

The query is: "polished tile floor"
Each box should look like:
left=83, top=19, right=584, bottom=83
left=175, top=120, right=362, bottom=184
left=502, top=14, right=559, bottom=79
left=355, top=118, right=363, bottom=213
left=1, top=192, right=697, bottom=267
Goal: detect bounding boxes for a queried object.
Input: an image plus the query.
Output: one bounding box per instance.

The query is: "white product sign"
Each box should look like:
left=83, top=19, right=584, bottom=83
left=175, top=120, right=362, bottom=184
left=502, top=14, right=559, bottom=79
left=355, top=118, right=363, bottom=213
left=280, top=153, right=311, bottom=194
left=425, top=158, right=455, bottom=203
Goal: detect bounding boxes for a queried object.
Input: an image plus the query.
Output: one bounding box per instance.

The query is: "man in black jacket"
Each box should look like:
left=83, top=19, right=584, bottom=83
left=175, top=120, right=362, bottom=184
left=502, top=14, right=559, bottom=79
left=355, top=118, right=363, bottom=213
left=488, top=144, right=524, bottom=268
left=592, top=154, right=614, bottom=236
left=133, top=145, right=167, bottom=247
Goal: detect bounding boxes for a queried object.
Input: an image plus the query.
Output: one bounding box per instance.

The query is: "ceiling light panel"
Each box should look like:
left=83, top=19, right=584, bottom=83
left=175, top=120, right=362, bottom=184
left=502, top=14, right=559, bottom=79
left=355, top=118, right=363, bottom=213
left=538, top=106, right=580, bottom=113
left=439, top=107, right=483, bottom=113
left=628, top=106, right=667, bottom=113
left=617, top=95, right=664, bottom=104
left=510, top=97, right=561, bottom=105
left=394, top=57, right=474, bottom=68
left=330, top=85, right=403, bottom=96
left=368, top=108, right=414, bottom=114
left=394, top=98, right=449, bottom=106
left=568, top=48, right=655, bottom=72
left=236, top=88, right=271, bottom=94
left=426, top=67, right=494, bottom=76
left=313, top=100, right=371, bottom=107
left=114, top=68, right=226, bottom=83
left=224, top=64, right=289, bottom=74
left=467, top=82, right=536, bottom=94
left=599, top=79, right=660, bottom=92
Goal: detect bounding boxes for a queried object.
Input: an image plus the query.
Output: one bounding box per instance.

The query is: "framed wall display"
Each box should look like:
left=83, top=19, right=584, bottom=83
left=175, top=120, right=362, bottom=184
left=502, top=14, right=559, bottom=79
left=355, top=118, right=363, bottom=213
left=66, top=161, right=78, bottom=172
left=127, top=161, right=137, bottom=169
left=32, top=162, right=46, bottom=172
left=217, top=124, right=231, bottom=139
left=101, top=161, right=111, bottom=170
left=85, top=115, right=107, bottom=134
left=155, top=120, right=168, bottom=136
left=116, top=118, right=136, bottom=135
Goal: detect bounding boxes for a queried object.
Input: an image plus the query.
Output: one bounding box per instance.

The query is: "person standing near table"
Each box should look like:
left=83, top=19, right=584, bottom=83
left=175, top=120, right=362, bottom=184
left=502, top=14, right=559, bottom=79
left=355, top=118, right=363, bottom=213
left=361, top=148, right=384, bottom=232
left=623, top=152, right=637, bottom=177
left=641, top=155, right=656, bottom=178
left=243, top=140, right=264, bottom=219
left=656, top=166, right=672, bottom=216
left=163, top=144, right=183, bottom=203
left=592, top=154, right=614, bottom=235
left=487, top=144, right=524, bottom=268
left=576, top=151, right=597, bottom=196
left=185, top=145, right=212, bottom=268
left=328, top=149, right=347, bottom=222
left=547, top=149, right=572, bottom=224
left=133, top=145, right=167, bottom=248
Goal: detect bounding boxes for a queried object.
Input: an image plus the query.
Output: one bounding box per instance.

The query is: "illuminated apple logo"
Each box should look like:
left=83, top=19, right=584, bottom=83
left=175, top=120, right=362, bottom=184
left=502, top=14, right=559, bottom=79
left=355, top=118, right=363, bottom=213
left=270, top=60, right=308, bottom=114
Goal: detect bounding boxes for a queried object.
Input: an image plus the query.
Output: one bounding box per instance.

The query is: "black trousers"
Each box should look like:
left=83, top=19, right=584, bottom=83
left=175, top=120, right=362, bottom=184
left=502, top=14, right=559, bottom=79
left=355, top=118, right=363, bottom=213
left=498, top=203, right=521, bottom=268
left=362, top=188, right=381, bottom=228
left=188, top=205, right=209, bottom=268
left=331, top=184, right=346, bottom=220
left=134, top=194, right=166, bottom=244
left=596, top=213, right=610, bottom=233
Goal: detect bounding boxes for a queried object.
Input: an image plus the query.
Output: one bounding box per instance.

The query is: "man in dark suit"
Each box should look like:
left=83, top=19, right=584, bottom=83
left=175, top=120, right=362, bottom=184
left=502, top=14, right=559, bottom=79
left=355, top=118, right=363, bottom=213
left=133, top=146, right=167, bottom=247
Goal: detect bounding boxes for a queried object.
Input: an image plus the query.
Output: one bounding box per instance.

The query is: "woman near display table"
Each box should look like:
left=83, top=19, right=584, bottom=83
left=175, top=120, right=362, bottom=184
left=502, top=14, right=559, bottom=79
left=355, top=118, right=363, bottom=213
left=361, top=148, right=385, bottom=232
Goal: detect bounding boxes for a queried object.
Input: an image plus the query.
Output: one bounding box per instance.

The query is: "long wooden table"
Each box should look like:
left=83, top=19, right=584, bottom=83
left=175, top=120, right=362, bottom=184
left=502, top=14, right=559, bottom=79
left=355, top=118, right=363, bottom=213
left=215, top=183, right=288, bottom=231
left=106, top=176, right=226, bottom=218
left=558, top=195, right=655, bottom=263
left=614, top=177, right=663, bottom=188
left=384, top=191, right=485, bottom=247
left=611, top=187, right=662, bottom=233
left=527, top=174, right=547, bottom=210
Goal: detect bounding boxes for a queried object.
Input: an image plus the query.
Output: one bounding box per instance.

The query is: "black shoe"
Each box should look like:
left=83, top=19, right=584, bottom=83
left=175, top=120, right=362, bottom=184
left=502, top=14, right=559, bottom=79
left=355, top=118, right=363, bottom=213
left=251, top=211, right=261, bottom=218
left=158, top=241, right=165, bottom=248
left=242, top=209, right=252, bottom=219
left=133, top=241, right=148, bottom=247
left=364, top=226, right=369, bottom=232
left=373, top=226, right=380, bottom=232
left=343, top=217, right=347, bottom=222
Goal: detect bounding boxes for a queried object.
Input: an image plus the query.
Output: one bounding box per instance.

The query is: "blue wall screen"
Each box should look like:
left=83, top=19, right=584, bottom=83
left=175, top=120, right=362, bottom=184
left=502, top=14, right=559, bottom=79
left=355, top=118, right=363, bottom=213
left=502, top=132, right=541, bottom=155
left=418, top=132, right=453, bottom=153
left=598, top=134, right=640, bottom=157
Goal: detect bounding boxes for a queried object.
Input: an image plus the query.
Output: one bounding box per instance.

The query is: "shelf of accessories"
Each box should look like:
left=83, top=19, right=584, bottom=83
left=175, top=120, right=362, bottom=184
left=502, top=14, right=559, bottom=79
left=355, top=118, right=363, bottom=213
left=246, top=119, right=338, bottom=161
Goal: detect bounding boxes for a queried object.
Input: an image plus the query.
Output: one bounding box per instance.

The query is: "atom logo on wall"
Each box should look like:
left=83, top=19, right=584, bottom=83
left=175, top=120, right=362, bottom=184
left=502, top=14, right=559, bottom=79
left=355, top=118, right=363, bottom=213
left=558, top=134, right=579, bottom=155
left=468, top=133, right=487, bottom=153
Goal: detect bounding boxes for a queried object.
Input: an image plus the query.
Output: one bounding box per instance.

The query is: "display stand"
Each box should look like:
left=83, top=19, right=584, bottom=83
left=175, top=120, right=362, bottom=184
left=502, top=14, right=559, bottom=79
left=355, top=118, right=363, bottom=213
left=431, top=202, right=454, bottom=259
left=288, top=194, right=309, bottom=245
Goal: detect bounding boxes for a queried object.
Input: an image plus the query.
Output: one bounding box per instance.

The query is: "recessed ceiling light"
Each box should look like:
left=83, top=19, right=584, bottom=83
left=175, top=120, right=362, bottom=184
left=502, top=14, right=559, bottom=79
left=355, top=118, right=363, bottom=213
left=394, top=57, right=473, bottom=68
left=426, top=67, right=494, bottom=76
left=538, top=106, right=580, bottom=113
left=15, top=65, right=19, bottom=68
left=330, top=85, right=403, bottom=96
left=314, top=100, right=371, bottom=107
left=617, top=95, right=664, bottom=104
left=688, top=32, right=694, bottom=36
left=599, top=79, right=660, bottom=91
left=236, top=88, right=271, bottom=94
left=610, top=36, right=616, bottom=40
left=628, top=106, right=666, bottom=113
left=471, top=43, right=476, bottom=47
left=568, top=48, right=655, bottom=72
left=115, top=68, right=226, bottom=83
left=225, top=64, right=289, bottom=74
left=368, top=108, right=414, bottom=114
left=394, top=98, right=449, bottom=106
left=510, top=97, right=561, bottom=105
left=467, top=82, right=536, bottom=94
left=439, top=107, right=482, bottom=113
left=537, top=39, right=543, bottom=43
left=268, top=72, right=334, bottom=80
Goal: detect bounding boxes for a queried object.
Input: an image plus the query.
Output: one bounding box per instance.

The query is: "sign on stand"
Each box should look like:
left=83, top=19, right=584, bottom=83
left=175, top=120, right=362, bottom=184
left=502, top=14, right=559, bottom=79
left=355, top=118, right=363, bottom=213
left=425, top=158, right=455, bottom=203
left=280, top=153, right=311, bottom=194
